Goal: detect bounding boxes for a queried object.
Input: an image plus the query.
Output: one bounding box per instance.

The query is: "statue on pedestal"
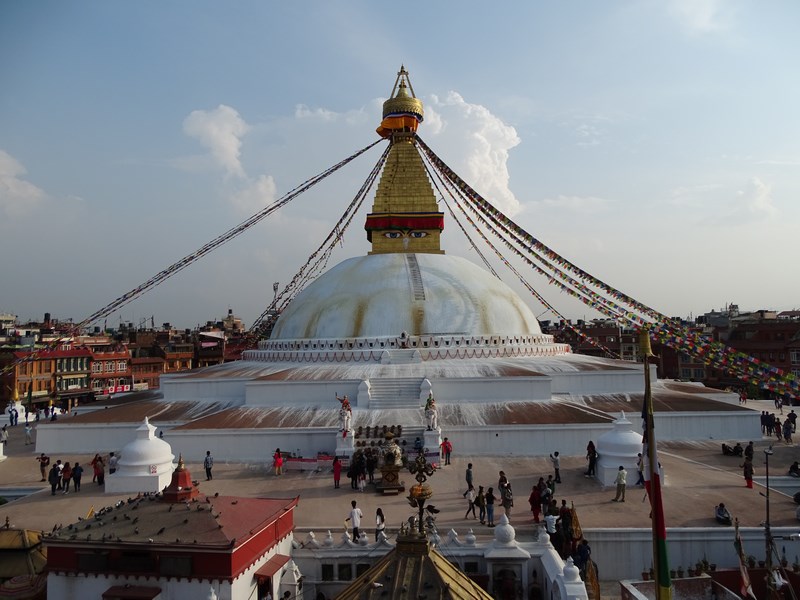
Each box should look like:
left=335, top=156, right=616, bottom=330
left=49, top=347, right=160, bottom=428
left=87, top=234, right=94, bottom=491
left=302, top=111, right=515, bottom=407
left=424, top=393, right=438, bottom=431
left=336, top=394, right=352, bottom=438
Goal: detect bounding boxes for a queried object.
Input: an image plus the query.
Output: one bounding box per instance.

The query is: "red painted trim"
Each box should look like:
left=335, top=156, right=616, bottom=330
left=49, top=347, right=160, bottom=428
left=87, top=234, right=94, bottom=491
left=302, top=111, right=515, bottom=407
left=364, top=214, right=444, bottom=231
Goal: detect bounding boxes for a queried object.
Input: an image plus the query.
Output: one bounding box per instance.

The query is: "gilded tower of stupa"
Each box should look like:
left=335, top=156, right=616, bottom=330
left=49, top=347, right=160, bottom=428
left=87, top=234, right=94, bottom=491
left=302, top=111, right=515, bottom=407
left=366, top=66, right=444, bottom=255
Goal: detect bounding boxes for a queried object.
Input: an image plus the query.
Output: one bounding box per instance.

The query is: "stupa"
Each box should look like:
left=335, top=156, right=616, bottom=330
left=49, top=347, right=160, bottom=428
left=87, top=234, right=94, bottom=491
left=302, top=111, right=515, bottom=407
left=105, top=417, right=175, bottom=493
left=36, top=67, right=755, bottom=460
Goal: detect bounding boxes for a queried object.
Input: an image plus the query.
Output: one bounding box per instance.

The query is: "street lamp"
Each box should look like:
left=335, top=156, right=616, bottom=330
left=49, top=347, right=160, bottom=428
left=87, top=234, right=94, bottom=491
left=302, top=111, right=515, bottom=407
left=407, top=447, right=436, bottom=536
left=764, top=446, right=775, bottom=593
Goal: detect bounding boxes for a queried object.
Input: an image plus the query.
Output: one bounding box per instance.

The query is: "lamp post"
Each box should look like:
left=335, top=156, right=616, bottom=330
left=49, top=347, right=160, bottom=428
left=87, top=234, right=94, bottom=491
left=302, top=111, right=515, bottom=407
left=764, top=446, right=775, bottom=595
left=407, top=447, right=436, bottom=536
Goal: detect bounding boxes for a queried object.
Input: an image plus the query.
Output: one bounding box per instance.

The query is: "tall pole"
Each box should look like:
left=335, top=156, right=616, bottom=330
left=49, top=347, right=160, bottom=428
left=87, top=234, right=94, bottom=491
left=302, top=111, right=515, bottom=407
left=764, top=446, right=775, bottom=597
left=640, top=329, right=671, bottom=600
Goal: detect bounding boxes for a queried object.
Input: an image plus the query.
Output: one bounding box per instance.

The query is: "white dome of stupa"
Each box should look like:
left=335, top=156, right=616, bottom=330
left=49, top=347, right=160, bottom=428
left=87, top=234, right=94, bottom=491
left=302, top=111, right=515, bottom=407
left=105, top=417, right=175, bottom=494
left=270, top=253, right=542, bottom=340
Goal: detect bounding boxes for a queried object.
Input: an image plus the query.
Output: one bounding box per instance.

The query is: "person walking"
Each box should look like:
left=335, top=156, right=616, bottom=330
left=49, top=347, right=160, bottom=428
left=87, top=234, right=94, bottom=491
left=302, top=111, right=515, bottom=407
left=550, top=452, right=561, bottom=484
left=375, top=507, right=386, bottom=541
left=528, top=484, right=542, bottom=523
left=440, top=437, right=453, bottom=465
left=611, top=465, right=627, bottom=502
left=72, top=462, right=83, bottom=492
left=635, top=453, right=645, bottom=486
left=462, top=462, right=474, bottom=496
left=485, top=487, right=496, bottom=527
left=741, top=455, right=754, bottom=488
left=464, top=486, right=477, bottom=519
left=498, top=471, right=513, bottom=519
left=0, top=425, right=8, bottom=447
left=273, top=448, right=283, bottom=476
left=61, top=462, right=73, bottom=494
left=109, top=452, right=119, bottom=475
left=24, top=423, right=33, bottom=445
left=332, top=456, right=342, bottom=489
left=204, top=451, right=214, bottom=481
left=55, top=460, right=64, bottom=491
left=36, top=453, right=50, bottom=481
left=92, top=455, right=105, bottom=485
left=585, top=441, right=598, bottom=477
left=48, top=463, right=60, bottom=496
left=345, top=500, right=363, bottom=542
left=475, top=486, right=486, bottom=524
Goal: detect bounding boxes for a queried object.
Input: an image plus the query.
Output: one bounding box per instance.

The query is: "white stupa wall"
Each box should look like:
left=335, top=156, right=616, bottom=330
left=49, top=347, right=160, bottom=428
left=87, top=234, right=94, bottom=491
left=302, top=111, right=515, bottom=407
left=426, top=377, right=552, bottom=403
left=160, top=375, right=251, bottom=405
left=550, top=368, right=650, bottom=395
left=245, top=380, right=363, bottom=407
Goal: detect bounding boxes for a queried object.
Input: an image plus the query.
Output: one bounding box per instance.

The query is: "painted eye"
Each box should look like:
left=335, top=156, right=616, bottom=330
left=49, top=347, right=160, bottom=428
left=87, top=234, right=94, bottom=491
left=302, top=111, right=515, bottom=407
left=383, top=231, right=402, bottom=238
left=409, top=231, right=428, bottom=238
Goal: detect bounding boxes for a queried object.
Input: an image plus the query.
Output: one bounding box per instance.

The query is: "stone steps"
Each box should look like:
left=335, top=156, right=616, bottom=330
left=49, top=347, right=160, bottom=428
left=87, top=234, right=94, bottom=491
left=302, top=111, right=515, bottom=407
left=368, top=377, right=424, bottom=409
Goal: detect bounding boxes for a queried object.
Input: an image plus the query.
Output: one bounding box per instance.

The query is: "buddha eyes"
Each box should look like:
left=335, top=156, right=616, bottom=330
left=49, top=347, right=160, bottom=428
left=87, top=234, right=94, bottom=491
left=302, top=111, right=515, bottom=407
left=383, top=231, right=428, bottom=238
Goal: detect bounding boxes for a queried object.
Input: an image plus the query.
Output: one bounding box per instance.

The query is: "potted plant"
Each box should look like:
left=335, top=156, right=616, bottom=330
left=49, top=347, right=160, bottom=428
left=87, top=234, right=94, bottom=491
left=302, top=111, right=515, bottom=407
left=747, top=555, right=756, bottom=568
left=649, top=567, right=655, bottom=580
left=670, top=569, right=677, bottom=579
left=676, top=566, right=684, bottom=578
left=641, top=570, right=650, bottom=581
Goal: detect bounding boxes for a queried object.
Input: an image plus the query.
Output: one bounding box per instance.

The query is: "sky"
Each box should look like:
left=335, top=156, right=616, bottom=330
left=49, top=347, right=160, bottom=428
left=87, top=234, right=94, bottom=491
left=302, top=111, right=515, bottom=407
left=1, top=1, right=799, bottom=330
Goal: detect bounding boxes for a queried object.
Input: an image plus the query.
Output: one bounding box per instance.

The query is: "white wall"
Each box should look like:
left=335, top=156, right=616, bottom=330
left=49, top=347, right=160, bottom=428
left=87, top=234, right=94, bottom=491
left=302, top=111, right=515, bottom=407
left=586, top=526, right=800, bottom=581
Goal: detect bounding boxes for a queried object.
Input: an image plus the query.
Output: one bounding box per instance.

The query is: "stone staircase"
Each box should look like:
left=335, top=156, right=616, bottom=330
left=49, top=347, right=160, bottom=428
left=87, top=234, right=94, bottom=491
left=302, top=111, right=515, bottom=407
left=380, top=349, right=421, bottom=364
left=367, top=377, right=425, bottom=409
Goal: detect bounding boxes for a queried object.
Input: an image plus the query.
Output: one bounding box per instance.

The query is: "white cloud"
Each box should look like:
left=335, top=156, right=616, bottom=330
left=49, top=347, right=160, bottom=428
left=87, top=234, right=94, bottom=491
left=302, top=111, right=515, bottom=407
left=666, top=0, right=733, bottom=33
left=295, top=104, right=338, bottom=121
left=183, top=105, right=250, bottom=178
left=0, top=150, right=46, bottom=218
left=228, top=175, right=277, bottom=215
left=426, top=91, right=521, bottom=216
left=737, top=177, right=776, bottom=218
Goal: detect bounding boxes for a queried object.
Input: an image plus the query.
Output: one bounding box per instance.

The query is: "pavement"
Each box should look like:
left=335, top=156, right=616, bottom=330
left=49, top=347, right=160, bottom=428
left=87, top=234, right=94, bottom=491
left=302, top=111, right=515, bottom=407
left=1, top=399, right=799, bottom=539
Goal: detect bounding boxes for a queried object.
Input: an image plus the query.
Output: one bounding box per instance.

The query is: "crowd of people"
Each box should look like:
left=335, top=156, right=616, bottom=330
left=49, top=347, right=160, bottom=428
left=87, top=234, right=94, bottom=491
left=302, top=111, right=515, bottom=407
left=38, top=451, right=112, bottom=495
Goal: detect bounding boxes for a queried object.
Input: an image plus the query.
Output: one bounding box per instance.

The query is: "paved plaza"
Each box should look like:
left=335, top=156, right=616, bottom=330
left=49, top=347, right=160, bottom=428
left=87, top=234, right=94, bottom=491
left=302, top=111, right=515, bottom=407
left=2, top=400, right=799, bottom=539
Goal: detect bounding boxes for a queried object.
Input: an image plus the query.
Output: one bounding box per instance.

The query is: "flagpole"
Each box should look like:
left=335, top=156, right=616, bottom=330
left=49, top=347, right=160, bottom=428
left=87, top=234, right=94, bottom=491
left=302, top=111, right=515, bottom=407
left=640, top=329, right=672, bottom=600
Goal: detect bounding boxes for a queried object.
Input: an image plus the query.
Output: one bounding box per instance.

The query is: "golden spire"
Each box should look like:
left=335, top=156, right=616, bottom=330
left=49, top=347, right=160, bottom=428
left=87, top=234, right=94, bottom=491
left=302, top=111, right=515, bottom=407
left=366, top=66, right=444, bottom=255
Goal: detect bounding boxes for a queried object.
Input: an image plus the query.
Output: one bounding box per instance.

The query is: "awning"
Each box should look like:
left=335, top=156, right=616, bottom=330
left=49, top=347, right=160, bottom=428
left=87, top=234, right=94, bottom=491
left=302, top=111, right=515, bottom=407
left=254, top=553, right=291, bottom=582
left=102, top=585, right=161, bottom=600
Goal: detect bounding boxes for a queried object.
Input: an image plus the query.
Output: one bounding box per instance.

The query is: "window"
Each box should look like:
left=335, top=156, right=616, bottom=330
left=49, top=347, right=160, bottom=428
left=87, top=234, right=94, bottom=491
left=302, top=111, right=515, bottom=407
left=115, top=550, right=155, bottom=572
left=93, top=362, right=102, bottom=373
left=681, top=368, right=691, bottom=378
left=338, top=563, right=352, bottom=581
left=77, top=551, right=109, bottom=571
left=160, top=555, right=192, bottom=577
left=105, top=362, right=114, bottom=372
left=464, top=561, right=479, bottom=573
left=118, top=360, right=127, bottom=371
left=356, top=563, right=371, bottom=577
left=792, top=350, right=800, bottom=365
left=321, top=564, right=334, bottom=581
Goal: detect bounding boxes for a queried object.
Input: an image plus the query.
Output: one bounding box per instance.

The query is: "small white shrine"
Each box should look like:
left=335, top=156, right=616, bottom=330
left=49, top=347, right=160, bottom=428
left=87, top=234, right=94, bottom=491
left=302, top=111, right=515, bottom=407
left=595, top=411, right=642, bottom=487
left=105, top=417, right=175, bottom=493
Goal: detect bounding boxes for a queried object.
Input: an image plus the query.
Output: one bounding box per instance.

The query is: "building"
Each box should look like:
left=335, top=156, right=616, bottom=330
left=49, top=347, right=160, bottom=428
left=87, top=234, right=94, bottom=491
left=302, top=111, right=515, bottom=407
left=45, top=458, right=300, bottom=600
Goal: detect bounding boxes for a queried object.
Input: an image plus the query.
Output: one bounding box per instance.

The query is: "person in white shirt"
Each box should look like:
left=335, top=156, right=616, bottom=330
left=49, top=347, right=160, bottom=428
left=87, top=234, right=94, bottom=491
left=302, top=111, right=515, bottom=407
left=612, top=465, right=627, bottom=502
left=345, top=500, right=363, bottom=542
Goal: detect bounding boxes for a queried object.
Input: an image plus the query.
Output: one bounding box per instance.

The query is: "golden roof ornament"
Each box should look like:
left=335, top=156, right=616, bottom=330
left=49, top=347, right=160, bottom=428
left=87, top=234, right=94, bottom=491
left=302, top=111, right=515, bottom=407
left=377, top=65, right=424, bottom=138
